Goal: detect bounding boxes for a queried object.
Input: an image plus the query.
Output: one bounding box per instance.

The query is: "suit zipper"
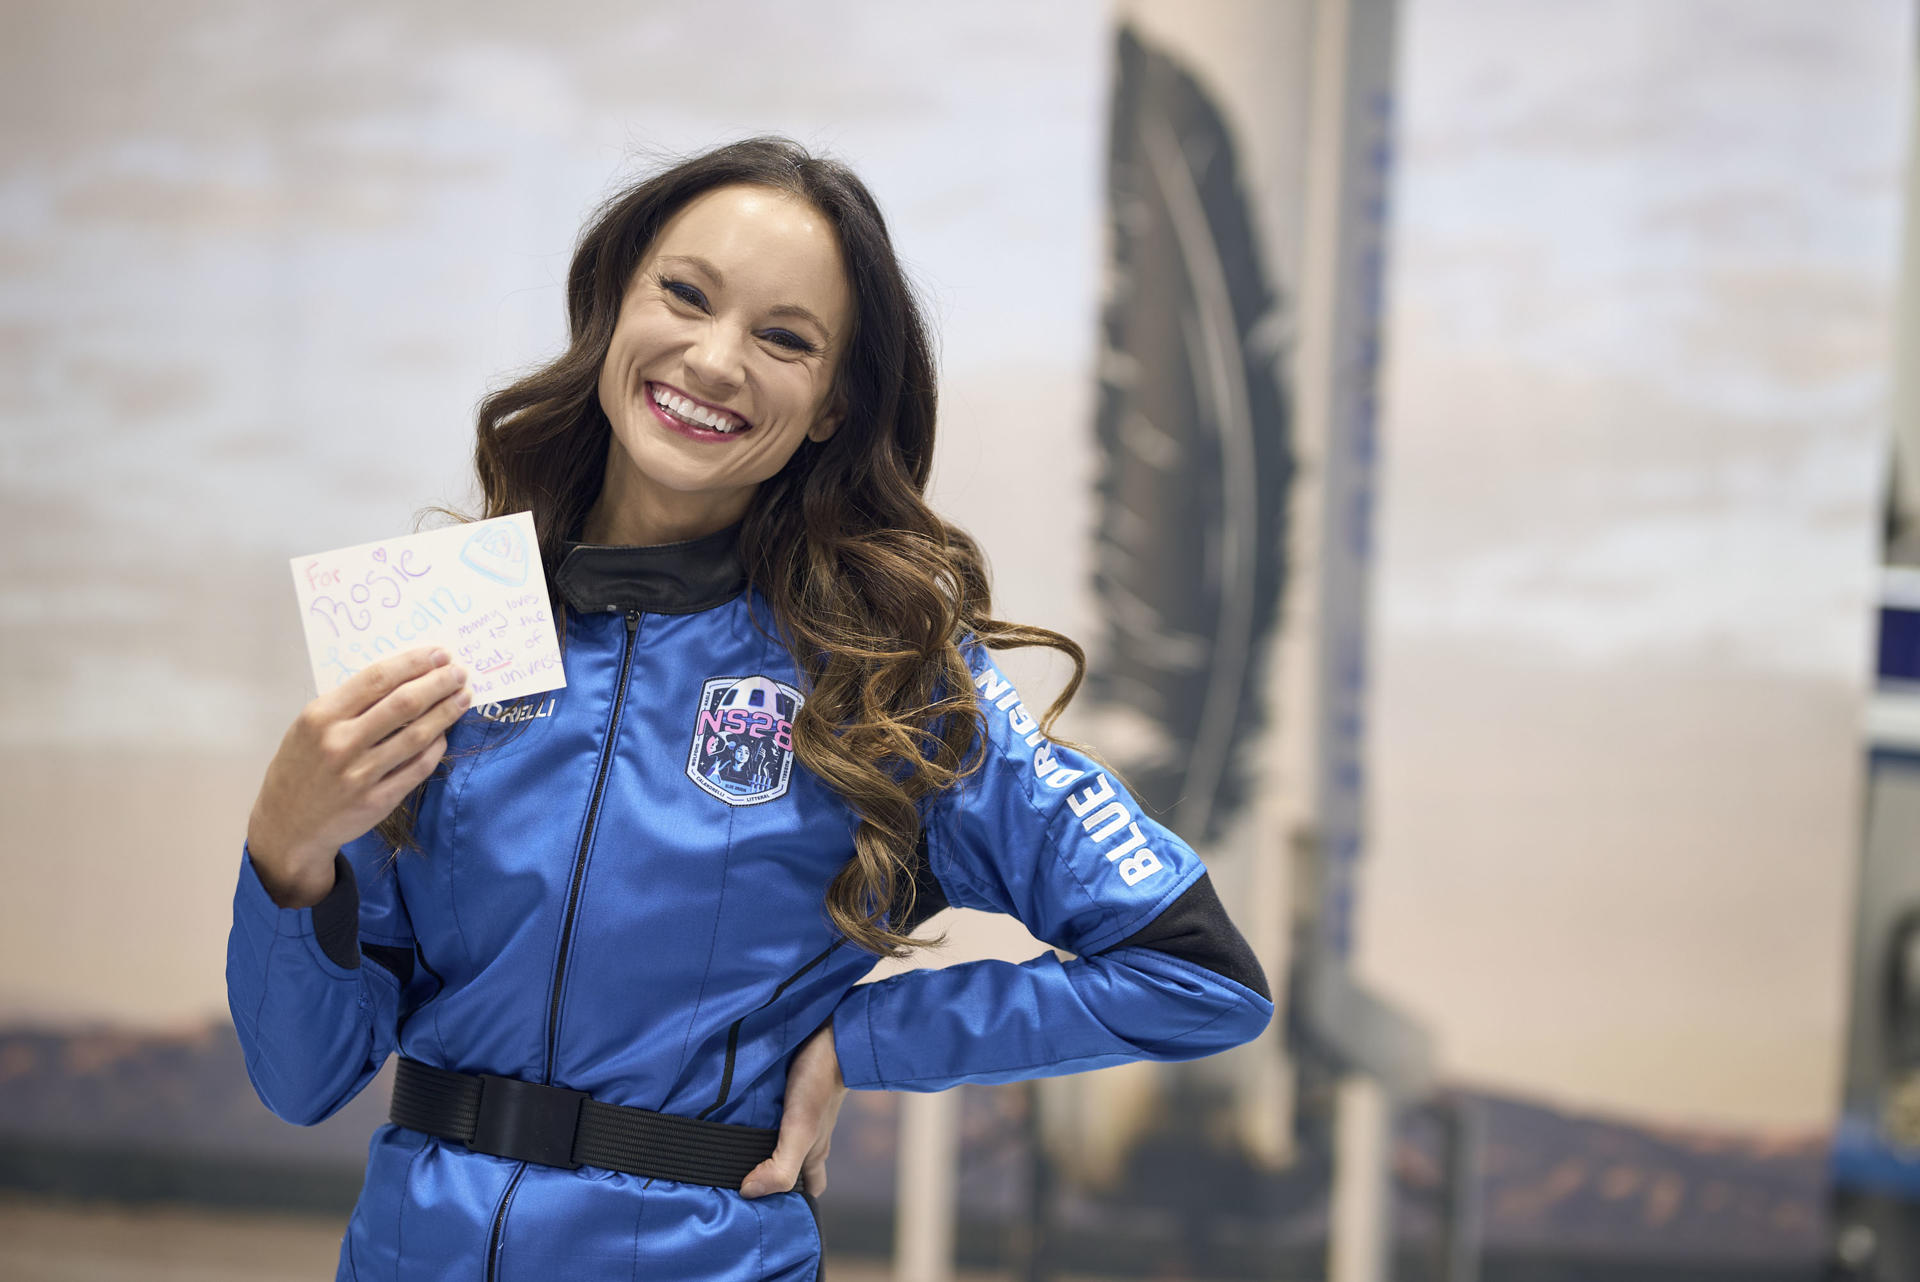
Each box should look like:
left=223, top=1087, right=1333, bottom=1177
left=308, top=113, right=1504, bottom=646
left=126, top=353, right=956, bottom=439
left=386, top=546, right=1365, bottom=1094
left=482, top=1163, right=526, bottom=1282
left=485, top=608, right=637, bottom=1282
left=544, top=606, right=641, bottom=1082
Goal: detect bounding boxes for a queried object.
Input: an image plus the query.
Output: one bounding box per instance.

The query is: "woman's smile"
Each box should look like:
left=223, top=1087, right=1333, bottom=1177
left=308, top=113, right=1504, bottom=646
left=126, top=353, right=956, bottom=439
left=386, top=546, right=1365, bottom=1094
left=645, top=379, right=753, bottom=439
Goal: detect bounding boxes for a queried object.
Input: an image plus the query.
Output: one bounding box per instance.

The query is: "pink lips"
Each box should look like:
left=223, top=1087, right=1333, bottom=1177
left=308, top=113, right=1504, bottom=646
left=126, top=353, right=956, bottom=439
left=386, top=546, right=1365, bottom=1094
left=645, top=381, right=751, bottom=443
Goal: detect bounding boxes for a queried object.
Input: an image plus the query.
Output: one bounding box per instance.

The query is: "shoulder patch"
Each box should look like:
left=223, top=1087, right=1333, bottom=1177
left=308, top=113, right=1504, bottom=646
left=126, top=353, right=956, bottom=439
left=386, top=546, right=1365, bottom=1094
left=686, top=674, right=804, bottom=806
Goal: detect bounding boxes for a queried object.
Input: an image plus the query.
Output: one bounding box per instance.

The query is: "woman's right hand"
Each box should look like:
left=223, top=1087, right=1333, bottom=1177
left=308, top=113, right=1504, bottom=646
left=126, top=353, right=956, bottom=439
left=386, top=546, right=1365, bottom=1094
left=246, top=647, right=471, bottom=908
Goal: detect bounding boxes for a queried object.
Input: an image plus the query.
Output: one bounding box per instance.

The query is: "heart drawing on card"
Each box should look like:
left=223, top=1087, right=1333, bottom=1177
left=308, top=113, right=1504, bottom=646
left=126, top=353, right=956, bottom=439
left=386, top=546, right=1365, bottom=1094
left=459, top=522, right=530, bottom=586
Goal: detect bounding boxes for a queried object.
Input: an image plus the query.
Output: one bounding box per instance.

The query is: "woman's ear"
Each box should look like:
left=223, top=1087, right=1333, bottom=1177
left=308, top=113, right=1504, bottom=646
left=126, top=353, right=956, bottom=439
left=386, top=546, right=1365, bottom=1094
left=807, top=390, right=846, bottom=443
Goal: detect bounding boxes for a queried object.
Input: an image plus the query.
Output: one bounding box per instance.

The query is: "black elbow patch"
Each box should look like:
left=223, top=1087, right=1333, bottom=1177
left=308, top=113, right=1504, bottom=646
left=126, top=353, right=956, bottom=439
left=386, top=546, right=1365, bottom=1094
left=361, top=942, right=414, bottom=986
left=309, top=852, right=361, bottom=971
left=1108, top=873, right=1270, bottom=1002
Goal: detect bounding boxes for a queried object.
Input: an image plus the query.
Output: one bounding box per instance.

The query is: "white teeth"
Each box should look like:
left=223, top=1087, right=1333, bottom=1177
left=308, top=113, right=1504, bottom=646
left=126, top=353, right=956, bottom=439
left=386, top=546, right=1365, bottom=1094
left=652, top=385, right=744, bottom=433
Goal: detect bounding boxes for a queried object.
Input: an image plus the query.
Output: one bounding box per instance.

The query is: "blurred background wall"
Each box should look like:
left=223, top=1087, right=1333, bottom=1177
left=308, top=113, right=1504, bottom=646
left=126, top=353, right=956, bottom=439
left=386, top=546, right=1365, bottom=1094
left=1369, top=0, right=1904, bottom=1130
left=0, top=1, right=1913, bottom=1279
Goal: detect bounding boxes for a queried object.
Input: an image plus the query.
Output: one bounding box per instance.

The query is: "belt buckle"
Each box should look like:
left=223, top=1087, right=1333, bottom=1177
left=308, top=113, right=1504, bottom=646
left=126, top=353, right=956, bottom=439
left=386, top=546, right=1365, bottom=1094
left=470, top=1074, right=587, bottom=1170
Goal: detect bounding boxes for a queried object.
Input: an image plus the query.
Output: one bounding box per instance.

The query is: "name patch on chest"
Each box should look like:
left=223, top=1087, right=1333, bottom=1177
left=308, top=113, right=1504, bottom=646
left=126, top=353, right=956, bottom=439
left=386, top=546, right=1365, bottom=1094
left=686, top=675, right=805, bottom=806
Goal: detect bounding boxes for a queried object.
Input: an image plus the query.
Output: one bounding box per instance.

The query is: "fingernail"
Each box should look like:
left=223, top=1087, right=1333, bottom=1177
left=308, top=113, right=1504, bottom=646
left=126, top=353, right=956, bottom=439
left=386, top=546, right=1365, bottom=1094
left=431, top=649, right=450, bottom=666
left=740, top=1181, right=761, bottom=1198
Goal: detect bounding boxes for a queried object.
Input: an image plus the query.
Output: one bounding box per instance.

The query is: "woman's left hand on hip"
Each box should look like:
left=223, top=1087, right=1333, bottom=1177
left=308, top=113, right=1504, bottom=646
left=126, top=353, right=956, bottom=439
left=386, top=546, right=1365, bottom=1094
left=740, top=1017, right=847, bottom=1198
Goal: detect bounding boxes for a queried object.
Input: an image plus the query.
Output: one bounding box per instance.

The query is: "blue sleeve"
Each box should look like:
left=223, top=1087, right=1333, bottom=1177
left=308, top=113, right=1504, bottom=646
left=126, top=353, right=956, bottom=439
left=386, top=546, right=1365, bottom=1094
left=830, top=649, right=1273, bottom=1092
left=225, top=831, right=426, bottom=1125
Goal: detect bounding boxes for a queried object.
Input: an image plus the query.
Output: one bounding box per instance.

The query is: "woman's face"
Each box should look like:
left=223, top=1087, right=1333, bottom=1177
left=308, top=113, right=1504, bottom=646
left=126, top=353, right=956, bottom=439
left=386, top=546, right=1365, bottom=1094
left=593, top=183, right=853, bottom=540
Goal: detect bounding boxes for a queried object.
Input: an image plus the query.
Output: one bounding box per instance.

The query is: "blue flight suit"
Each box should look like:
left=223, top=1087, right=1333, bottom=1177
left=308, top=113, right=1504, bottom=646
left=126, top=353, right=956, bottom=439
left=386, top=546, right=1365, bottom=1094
left=226, top=524, right=1272, bottom=1281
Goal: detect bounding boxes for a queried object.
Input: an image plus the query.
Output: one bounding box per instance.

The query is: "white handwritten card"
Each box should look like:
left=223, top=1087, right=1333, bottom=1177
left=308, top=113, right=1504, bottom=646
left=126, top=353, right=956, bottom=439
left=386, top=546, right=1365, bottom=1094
left=290, top=512, right=566, bottom=703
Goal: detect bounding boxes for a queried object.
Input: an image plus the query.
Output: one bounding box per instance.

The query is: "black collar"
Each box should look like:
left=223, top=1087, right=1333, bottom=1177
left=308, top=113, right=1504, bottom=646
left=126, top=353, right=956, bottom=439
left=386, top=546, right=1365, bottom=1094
left=555, top=522, right=748, bottom=616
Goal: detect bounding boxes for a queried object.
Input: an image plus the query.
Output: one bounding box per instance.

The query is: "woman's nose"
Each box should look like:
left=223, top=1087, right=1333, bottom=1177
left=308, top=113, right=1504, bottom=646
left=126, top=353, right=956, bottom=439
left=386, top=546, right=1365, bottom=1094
left=684, top=321, right=746, bottom=395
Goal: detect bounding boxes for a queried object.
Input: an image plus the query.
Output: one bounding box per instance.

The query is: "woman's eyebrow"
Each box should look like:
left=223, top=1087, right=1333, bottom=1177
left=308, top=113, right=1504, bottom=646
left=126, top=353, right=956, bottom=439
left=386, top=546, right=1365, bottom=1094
left=659, top=253, right=724, bottom=283
left=657, top=254, right=833, bottom=342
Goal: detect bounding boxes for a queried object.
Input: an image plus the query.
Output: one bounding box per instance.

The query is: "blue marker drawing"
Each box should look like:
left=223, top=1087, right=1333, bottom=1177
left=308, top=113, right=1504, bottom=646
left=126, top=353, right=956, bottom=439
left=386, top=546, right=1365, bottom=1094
left=459, top=522, right=529, bottom=586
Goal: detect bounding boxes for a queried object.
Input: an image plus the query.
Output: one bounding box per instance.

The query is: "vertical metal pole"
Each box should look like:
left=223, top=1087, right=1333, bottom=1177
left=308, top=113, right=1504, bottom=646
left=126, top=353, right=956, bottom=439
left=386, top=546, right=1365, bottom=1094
left=1022, top=1080, right=1053, bottom=1282
left=1887, top=12, right=1920, bottom=516
left=1439, top=1095, right=1483, bottom=1282
left=1327, top=1075, right=1393, bottom=1282
left=1301, top=0, right=1403, bottom=1273
left=895, top=1090, right=959, bottom=1282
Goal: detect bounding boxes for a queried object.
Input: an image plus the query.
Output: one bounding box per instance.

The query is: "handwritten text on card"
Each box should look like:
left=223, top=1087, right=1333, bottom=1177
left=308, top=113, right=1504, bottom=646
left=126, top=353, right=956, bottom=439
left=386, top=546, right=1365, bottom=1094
left=290, top=512, right=565, bottom=703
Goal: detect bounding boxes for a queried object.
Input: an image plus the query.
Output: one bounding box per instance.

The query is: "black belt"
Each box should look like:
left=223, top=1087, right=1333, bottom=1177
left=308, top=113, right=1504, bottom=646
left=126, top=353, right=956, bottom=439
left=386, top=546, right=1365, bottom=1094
left=389, top=1057, right=779, bottom=1189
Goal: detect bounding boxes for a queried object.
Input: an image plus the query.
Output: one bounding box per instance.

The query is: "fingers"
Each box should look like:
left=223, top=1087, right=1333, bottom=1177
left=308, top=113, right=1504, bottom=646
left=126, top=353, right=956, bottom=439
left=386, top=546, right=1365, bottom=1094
left=739, top=1154, right=795, bottom=1199
left=741, top=1118, right=817, bottom=1198
left=361, top=679, right=470, bottom=779
left=320, top=646, right=450, bottom=720
left=801, top=1150, right=829, bottom=1197
left=740, top=1154, right=798, bottom=1199
left=367, top=731, right=450, bottom=813
left=349, top=660, right=471, bottom=752
left=740, top=1020, right=844, bottom=1199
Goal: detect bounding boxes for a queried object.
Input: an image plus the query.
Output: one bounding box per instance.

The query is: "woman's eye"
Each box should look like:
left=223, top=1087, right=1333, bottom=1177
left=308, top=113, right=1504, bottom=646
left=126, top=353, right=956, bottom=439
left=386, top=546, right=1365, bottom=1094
left=762, top=329, right=814, bottom=354
left=660, top=278, right=707, bottom=310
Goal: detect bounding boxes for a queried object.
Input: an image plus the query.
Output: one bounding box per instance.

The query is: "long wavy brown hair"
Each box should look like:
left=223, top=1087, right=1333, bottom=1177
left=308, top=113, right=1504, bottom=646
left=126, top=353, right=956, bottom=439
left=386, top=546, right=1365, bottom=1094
left=379, top=137, right=1085, bottom=957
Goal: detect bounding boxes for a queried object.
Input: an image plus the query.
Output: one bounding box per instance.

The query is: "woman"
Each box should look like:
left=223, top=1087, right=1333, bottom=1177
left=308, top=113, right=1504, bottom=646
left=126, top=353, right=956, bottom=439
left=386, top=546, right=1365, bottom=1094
left=230, top=137, right=1272, bottom=1282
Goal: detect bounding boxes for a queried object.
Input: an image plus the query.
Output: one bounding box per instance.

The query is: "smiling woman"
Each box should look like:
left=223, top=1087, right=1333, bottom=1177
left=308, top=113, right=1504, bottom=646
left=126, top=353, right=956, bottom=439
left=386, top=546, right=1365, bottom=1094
left=587, top=185, right=852, bottom=546
left=227, top=137, right=1272, bottom=1282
